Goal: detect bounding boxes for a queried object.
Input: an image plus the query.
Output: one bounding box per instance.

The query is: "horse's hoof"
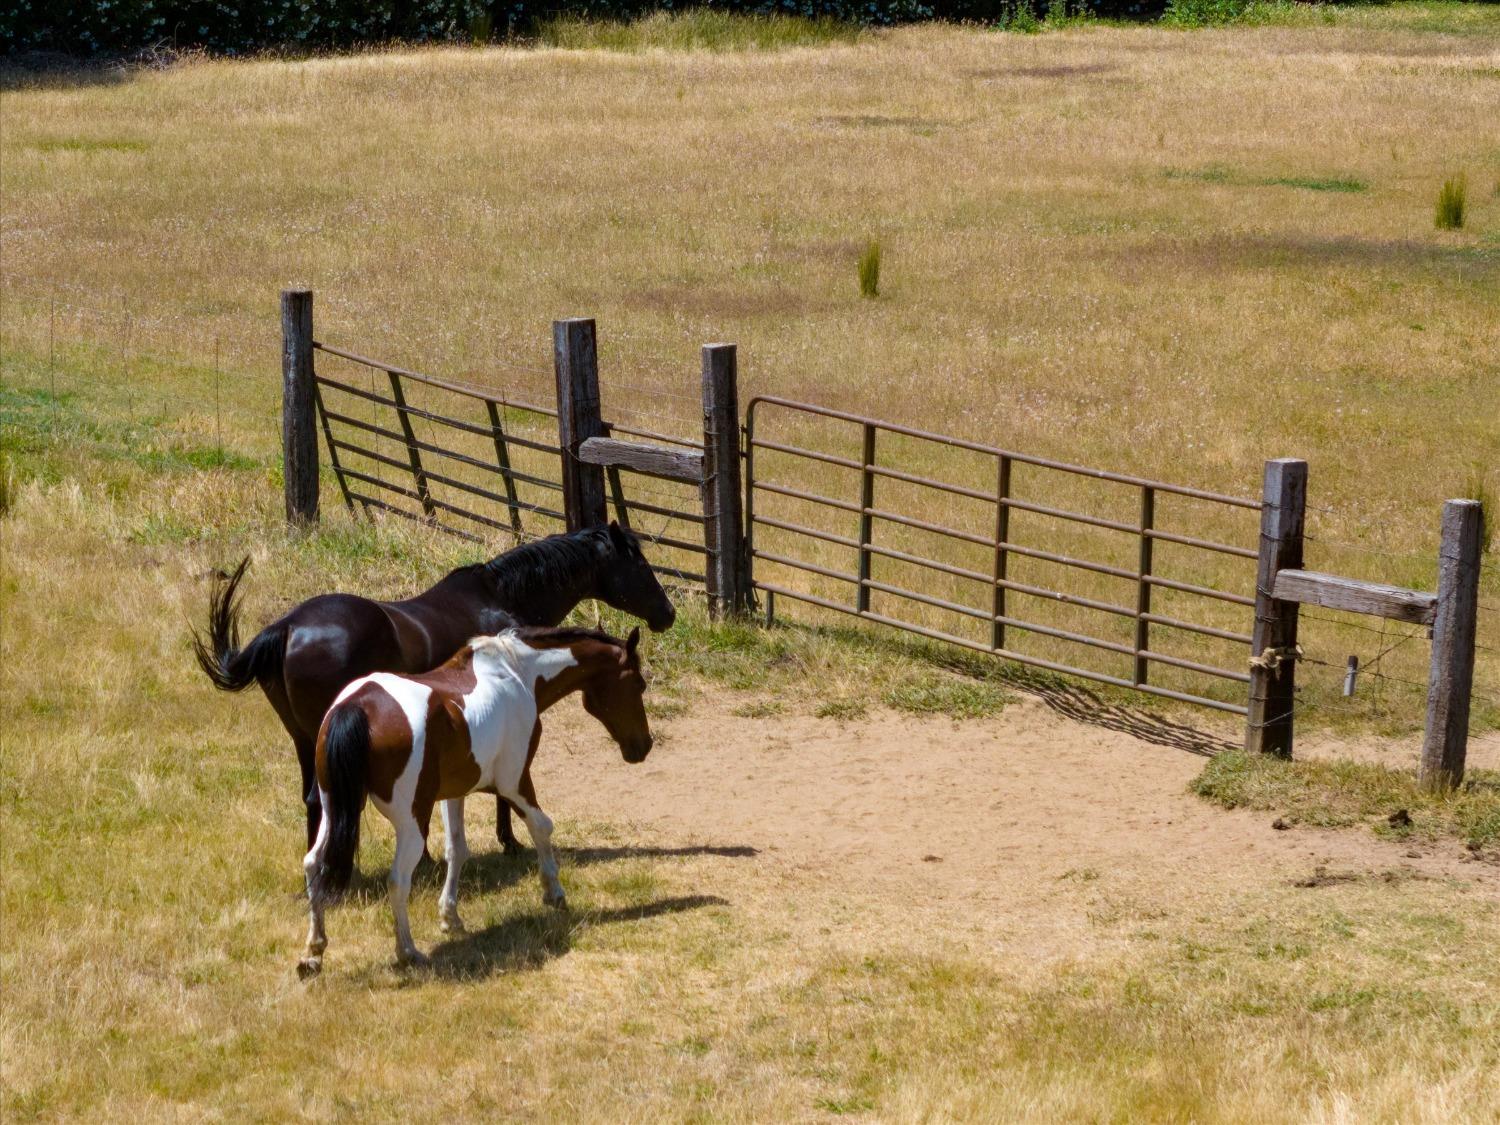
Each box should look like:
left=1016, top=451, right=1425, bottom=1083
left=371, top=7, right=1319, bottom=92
left=501, top=840, right=525, bottom=857
left=296, top=957, right=322, bottom=980
left=545, top=893, right=568, bottom=912
left=440, top=916, right=465, bottom=935
left=398, top=950, right=432, bottom=970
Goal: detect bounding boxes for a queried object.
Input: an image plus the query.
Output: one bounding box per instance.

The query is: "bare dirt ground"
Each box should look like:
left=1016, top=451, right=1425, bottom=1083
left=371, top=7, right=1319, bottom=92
left=534, top=690, right=1500, bottom=964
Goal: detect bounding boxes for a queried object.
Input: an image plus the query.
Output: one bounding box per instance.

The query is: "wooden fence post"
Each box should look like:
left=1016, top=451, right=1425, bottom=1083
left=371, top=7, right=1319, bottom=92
left=1420, top=499, right=1482, bottom=791
left=281, top=289, right=319, bottom=527
left=553, top=318, right=607, bottom=531
left=701, top=343, right=748, bottom=617
left=1245, top=457, right=1307, bottom=757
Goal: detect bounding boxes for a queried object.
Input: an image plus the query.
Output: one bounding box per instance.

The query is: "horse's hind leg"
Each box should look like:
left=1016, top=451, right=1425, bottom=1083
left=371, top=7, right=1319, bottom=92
left=438, top=799, right=469, bottom=935
left=295, top=734, right=320, bottom=852
left=389, top=812, right=429, bottom=968
left=297, top=796, right=332, bottom=979
left=496, top=796, right=523, bottom=855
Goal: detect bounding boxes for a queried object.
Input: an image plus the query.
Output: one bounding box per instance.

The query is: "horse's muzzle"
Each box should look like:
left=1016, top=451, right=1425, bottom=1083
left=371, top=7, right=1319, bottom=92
left=624, top=736, right=653, bottom=763
left=649, top=606, right=676, bottom=632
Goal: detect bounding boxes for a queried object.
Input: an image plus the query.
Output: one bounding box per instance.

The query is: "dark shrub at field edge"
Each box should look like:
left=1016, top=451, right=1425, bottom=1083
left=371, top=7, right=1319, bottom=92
left=3, top=0, right=1170, bottom=56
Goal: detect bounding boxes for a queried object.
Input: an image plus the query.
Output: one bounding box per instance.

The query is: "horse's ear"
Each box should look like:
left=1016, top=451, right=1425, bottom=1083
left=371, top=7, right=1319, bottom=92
left=626, top=627, right=640, bottom=655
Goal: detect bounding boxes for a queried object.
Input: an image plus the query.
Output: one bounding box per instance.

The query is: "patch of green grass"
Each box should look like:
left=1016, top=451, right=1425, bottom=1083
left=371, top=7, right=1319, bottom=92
left=1192, top=750, right=1500, bottom=850
left=537, top=10, right=861, bottom=53
left=1264, top=175, right=1367, bottom=193
left=0, top=376, right=259, bottom=475
left=816, top=697, right=869, bottom=721
left=732, top=698, right=785, bottom=718
left=1165, top=166, right=1367, bottom=192
left=28, top=137, right=148, bottom=154
left=884, top=672, right=1009, bottom=718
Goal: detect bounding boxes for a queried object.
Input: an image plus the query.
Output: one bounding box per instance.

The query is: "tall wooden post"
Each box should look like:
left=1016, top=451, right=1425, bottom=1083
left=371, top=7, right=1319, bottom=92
left=1420, top=499, right=1483, bottom=791
left=553, top=318, right=606, bottom=531
left=701, top=343, right=748, bottom=618
left=1245, top=458, right=1307, bottom=757
left=280, top=289, right=319, bottom=527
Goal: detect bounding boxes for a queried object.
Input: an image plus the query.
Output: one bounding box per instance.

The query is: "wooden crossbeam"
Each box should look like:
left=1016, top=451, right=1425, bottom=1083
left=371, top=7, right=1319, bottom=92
left=578, top=436, right=705, bottom=484
left=1271, top=569, right=1436, bottom=626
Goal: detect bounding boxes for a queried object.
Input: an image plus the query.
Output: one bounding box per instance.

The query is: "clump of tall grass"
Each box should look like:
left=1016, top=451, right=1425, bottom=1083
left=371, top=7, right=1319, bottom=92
left=1464, top=467, right=1494, bottom=556
left=858, top=239, right=881, bottom=298
left=1434, top=173, right=1466, bottom=230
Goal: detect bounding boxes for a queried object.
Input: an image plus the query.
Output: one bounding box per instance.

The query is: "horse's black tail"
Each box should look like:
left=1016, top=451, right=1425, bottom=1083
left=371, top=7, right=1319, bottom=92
left=192, top=557, right=285, bottom=692
left=311, top=703, right=369, bottom=903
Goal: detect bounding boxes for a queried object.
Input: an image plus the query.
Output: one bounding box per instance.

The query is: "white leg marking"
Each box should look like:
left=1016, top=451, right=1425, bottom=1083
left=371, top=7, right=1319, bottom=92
left=439, top=798, right=469, bottom=934
left=389, top=815, right=429, bottom=968
left=506, top=793, right=564, bottom=910
left=298, top=789, right=333, bottom=979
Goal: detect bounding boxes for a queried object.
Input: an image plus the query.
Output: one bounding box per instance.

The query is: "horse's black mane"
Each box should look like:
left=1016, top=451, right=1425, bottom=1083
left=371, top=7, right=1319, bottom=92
left=444, top=526, right=619, bottom=605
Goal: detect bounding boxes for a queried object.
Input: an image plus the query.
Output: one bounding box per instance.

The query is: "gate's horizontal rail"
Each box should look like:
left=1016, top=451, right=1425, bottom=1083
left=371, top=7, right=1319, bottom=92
left=327, top=429, right=563, bottom=496
left=345, top=490, right=486, bottom=544
left=753, top=548, right=1249, bottom=685
left=754, top=581, right=1249, bottom=715
left=317, top=376, right=562, bottom=456
left=324, top=402, right=564, bottom=462
left=746, top=395, right=1262, bottom=508
left=314, top=341, right=556, bottom=417
left=619, top=496, right=707, bottom=525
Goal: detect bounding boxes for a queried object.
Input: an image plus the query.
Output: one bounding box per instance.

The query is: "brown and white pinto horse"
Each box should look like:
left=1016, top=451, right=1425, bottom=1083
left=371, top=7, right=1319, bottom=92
left=297, top=625, right=651, bottom=977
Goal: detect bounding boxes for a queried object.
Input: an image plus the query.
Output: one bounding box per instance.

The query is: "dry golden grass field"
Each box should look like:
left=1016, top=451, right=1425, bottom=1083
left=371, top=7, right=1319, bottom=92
left=3, top=5, right=1500, bottom=1120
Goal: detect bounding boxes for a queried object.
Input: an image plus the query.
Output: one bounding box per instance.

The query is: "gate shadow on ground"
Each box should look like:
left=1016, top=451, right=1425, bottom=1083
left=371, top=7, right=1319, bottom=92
left=426, top=894, right=729, bottom=979
left=1000, top=666, right=1236, bottom=757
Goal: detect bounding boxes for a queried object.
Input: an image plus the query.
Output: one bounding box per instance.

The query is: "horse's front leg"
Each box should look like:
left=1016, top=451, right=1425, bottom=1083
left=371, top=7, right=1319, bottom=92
left=507, top=771, right=565, bottom=910
left=438, top=799, right=469, bottom=934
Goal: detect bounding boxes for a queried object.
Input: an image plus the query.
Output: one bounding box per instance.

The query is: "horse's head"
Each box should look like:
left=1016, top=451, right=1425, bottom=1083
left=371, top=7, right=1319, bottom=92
left=580, top=627, right=653, bottom=764
left=594, top=522, right=676, bottom=634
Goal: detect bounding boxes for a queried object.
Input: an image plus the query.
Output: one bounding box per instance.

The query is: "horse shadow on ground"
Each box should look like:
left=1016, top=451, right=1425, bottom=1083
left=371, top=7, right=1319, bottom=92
left=336, top=842, right=758, bottom=903
left=424, top=894, right=729, bottom=980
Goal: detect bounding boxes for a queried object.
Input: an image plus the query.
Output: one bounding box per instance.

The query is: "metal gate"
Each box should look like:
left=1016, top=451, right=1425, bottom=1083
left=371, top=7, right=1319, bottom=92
left=744, top=396, right=1264, bottom=714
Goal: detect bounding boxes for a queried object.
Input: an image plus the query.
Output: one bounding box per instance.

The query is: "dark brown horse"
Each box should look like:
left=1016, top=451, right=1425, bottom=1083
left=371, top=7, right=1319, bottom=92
left=193, top=523, right=674, bottom=852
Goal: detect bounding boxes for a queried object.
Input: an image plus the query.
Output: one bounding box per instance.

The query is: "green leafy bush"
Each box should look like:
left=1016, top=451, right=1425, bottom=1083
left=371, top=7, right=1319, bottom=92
left=1162, top=0, right=1249, bottom=26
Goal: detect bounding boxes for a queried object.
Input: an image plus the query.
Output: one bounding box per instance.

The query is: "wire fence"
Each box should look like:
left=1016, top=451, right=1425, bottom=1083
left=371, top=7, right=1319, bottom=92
left=3, top=277, right=1497, bottom=730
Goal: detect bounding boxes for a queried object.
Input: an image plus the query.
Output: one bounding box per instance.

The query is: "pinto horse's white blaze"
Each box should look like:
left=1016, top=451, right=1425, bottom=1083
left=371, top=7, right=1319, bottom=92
left=297, top=627, right=649, bottom=977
